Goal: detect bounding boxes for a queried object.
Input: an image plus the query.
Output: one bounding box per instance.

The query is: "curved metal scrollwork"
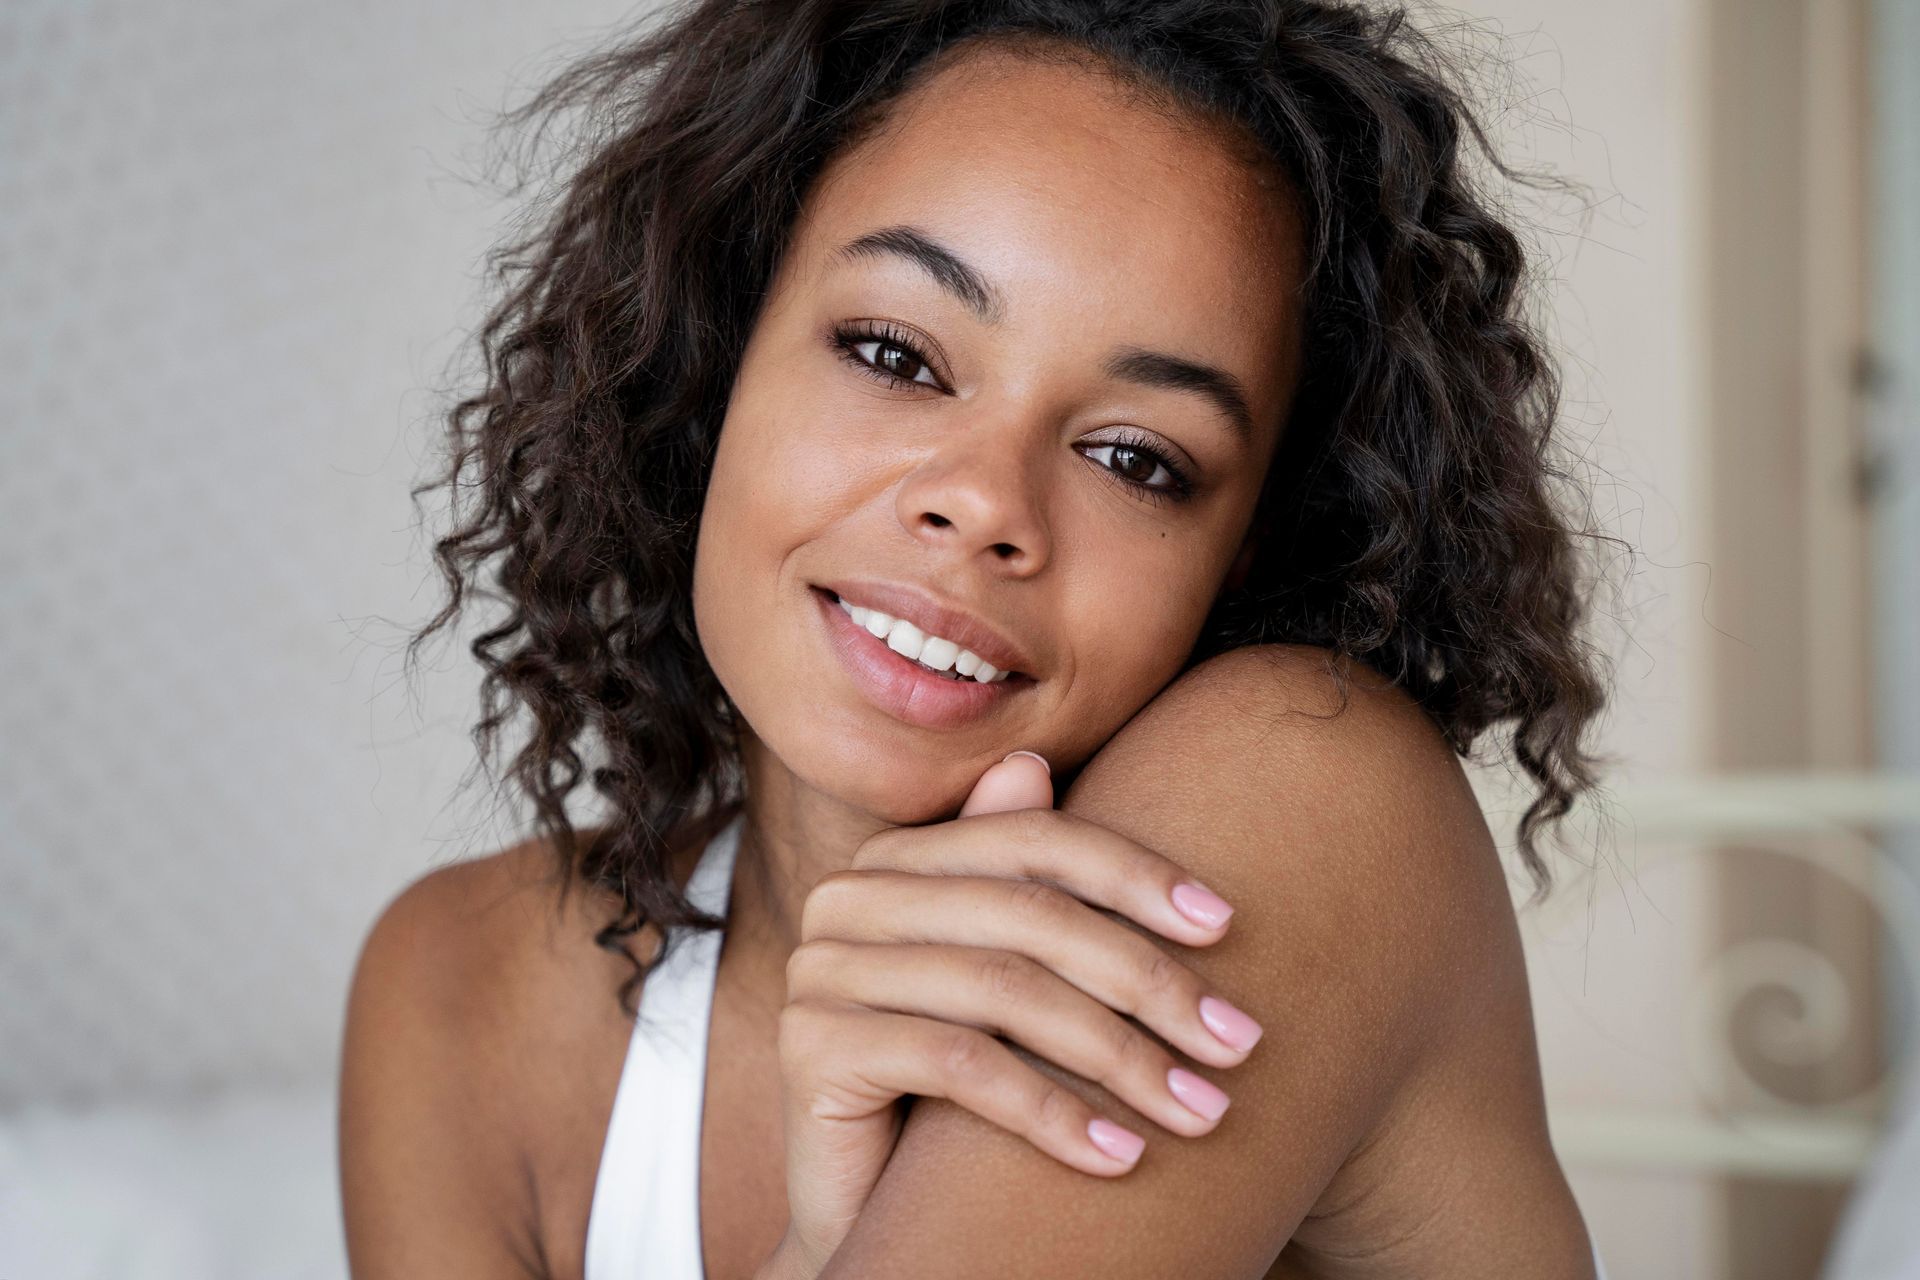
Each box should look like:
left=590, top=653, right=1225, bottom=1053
left=1526, top=774, right=1920, bottom=1176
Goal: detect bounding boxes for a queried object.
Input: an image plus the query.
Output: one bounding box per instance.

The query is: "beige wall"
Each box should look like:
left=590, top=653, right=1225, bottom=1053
left=1450, top=0, right=1887, bottom=1275
left=1436, top=0, right=1723, bottom=1273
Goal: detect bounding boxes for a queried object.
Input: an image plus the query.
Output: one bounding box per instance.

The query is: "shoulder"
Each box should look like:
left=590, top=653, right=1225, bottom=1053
left=1063, top=639, right=1526, bottom=1101
left=1095, top=647, right=1587, bottom=1267
left=340, top=831, right=639, bottom=1278
left=346, top=830, right=637, bottom=1052
left=1095, top=641, right=1463, bottom=791
left=819, top=645, right=1550, bottom=1276
left=1075, top=641, right=1505, bottom=925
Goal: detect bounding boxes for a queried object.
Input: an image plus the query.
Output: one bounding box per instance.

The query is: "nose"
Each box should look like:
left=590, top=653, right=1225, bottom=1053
left=893, top=418, right=1052, bottom=574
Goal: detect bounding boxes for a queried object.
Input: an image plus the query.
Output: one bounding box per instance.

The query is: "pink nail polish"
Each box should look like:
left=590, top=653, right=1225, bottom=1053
left=1086, top=1117, right=1145, bottom=1165
left=1167, top=1067, right=1231, bottom=1122
left=1170, top=881, right=1234, bottom=929
left=1199, top=995, right=1263, bottom=1053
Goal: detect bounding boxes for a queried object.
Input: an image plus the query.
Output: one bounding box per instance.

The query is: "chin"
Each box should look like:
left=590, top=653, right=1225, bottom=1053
left=741, top=710, right=996, bottom=827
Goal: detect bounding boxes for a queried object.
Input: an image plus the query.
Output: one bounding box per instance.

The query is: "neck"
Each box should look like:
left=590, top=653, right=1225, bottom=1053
left=721, top=722, right=977, bottom=973
left=726, top=731, right=886, bottom=967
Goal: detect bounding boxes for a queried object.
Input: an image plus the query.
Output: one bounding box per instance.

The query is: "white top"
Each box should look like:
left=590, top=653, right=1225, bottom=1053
left=578, top=807, right=1611, bottom=1280
left=584, top=809, right=745, bottom=1280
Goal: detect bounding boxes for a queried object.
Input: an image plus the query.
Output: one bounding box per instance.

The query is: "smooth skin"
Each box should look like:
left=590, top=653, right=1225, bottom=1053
left=339, top=39, right=1596, bottom=1280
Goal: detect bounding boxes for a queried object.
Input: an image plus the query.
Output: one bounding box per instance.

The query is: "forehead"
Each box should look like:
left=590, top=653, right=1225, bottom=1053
left=790, top=46, right=1305, bottom=427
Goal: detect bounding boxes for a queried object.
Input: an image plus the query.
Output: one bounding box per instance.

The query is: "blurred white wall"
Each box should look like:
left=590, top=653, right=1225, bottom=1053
left=0, top=0, right=639, bottom=1105
left=0, top=0, right=1722, bottom=1276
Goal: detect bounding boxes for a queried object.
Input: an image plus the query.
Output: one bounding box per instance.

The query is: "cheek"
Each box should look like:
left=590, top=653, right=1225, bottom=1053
left=721, top=360, right=886, bottom=524
left=1068, top=551, right=1221, bottom=709
left=691, top=400, right=866, bottom=689
left=784, top=436, right=889, bottom=524
left=702, top=406, right=841, bottom=562
left=691, top=418, right=785, bottom=677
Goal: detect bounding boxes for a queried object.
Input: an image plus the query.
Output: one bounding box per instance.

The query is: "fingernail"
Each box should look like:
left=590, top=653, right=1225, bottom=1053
left=1170, top=881, right=1234, bottom=930
left=1086, top=1117, right=1145, bottom=1166
left=1167, top=1067, right=1231, bottom=1122
left=1199, top=996, right=1264, bottom=1053
left=1002, top=750, right=1050, bottom=774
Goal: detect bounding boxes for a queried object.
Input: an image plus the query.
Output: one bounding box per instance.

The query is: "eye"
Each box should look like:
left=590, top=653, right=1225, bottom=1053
left=830, top=320, right=945, bottom=391
left=1080, top=431, right=1196, bottom=505
left=828, top=320, right=1196, bottom=506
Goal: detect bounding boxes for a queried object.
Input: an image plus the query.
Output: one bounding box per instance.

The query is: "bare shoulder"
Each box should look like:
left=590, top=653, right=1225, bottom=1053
left=339, top=830, right=642, bottom=1280
left=781, top=642, right=1596, bottom=1278
left=344, top=828, right=640, bottom=1068
left=1072, top=642, right=1584, bottom=1269
left=821, top=642, right=1587, bottom=1277
left=1067, top=644, right=1497, bottom=967
left=1074, top=637, right=1544, bottom=1059
left=1104, top=641, right=1469, bottom=795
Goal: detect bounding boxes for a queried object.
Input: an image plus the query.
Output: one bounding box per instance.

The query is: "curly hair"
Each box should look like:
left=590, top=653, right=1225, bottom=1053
left=406, top=0, right=1624, bottom=1018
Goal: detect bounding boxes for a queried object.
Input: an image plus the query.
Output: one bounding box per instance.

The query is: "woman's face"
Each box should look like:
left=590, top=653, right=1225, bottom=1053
left=693, top=45, right=1305, bottom=823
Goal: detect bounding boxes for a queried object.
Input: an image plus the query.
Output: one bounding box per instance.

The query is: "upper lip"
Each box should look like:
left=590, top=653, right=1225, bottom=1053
left=817, top=578, right=1039, bottom=679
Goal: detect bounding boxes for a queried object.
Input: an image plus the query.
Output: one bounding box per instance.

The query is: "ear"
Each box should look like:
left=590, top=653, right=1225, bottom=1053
left=1224, top=527, right=1259, bottom=592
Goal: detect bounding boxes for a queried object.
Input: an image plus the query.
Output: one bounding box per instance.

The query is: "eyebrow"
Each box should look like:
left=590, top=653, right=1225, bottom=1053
left=830, top=224, right=1257, bottom=444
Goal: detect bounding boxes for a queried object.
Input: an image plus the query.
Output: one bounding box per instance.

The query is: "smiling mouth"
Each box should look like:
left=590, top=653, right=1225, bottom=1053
left=818, top=586, right=1034, bottom=684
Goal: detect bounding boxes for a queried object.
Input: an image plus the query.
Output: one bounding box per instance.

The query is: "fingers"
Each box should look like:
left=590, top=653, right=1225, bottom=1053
left=852, top=807, right=1238, bottom=947
left=799, top=871, right=1262, bottom=1070
left=779, top=1000, right=1151, bottom=1176
left=786, top=939, right=1233, bottom=1139
left=958, top=750, right=1054, bottom=817
left=780, top=798, right=1259, bottom=1193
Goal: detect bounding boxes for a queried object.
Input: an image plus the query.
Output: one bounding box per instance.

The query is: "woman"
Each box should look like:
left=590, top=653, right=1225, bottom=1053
left=340, top=1, right=1618, bottom=1276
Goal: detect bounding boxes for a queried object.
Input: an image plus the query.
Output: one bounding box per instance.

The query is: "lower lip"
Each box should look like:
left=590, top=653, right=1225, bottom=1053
left=811, top=586, right=1032, bottom=730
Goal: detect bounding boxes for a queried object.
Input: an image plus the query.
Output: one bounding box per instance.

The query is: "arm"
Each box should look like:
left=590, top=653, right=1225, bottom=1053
left=816, top=643, right=1568, bottom=1278
left=338, top=857, right=548, bottom=1279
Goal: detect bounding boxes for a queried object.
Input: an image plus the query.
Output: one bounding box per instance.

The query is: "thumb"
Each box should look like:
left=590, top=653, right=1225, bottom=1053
left=959, top=750, right=1055, bottom=818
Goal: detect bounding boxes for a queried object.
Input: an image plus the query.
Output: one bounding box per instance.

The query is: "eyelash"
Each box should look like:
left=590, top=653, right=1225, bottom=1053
left=827, top=320, right=1197, bottom=504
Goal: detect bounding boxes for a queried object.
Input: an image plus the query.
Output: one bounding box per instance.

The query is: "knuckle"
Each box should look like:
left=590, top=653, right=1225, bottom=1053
left=1006, top=805, right=1059, bottom=849
left=1113, top=844, right=1178, bottom=907
left=1007, top=877, right=1069, bottom=924
left=850, top=826, right=901, bottom=871
left=1105, top=1015, right=1159, bottom=1079
left=783, top=937, right=841, bottom=991
left=938, top=1028, right=993, bottom=1083
left=1033, top=1079, right=1083, bottom=1136
left=799, top=869, right=862, bottom=939
left=977, top=951, right=1033, bottom=1003
left=1137, top=943, right=1194, bottom=1003
left=777, top=1001, right=821, bottom=1059
left=777, top=1006, right=842, bottom=1096
left=1139, top=859, right=1186, bottom=901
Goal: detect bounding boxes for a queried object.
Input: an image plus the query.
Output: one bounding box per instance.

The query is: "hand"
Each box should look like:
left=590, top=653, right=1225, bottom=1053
left=768, top=750, right=1262, bottom=1275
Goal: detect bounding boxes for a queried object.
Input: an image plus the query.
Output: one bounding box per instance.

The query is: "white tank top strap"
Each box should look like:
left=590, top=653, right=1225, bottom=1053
left=583, top=809, right=745, bottom=1280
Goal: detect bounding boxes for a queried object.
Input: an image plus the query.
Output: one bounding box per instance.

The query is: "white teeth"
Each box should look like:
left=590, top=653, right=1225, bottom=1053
left=919, top=635, right=961, bottom=672
left=835, top=596, right=1012, bottom=683
left=884, top=621, right=924, bottom=661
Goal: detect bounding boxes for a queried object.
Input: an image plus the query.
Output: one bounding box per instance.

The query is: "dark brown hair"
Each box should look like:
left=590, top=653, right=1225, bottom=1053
left=406, top=0, right=1626, bottom=1017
